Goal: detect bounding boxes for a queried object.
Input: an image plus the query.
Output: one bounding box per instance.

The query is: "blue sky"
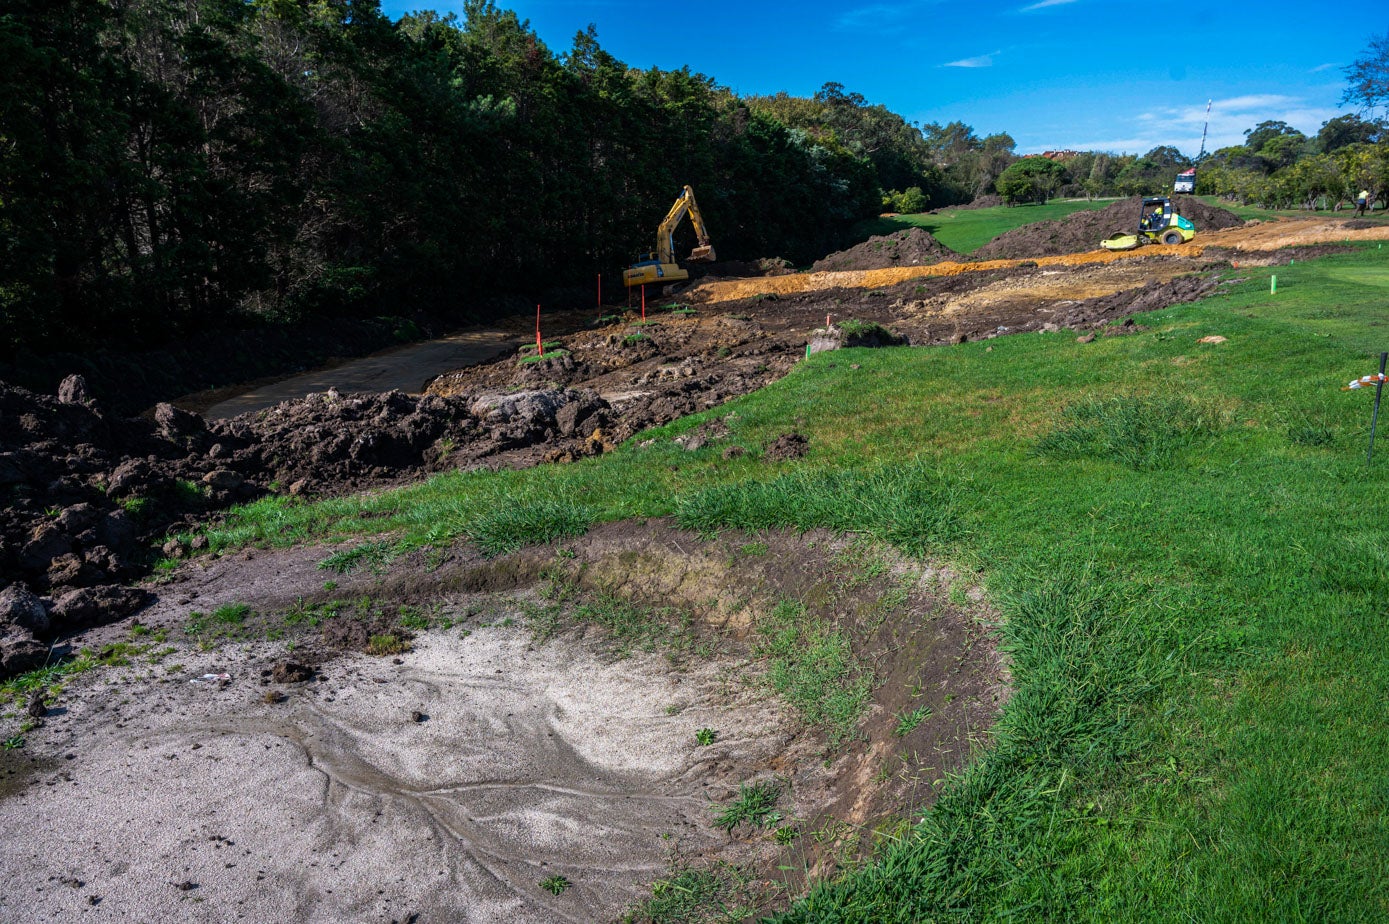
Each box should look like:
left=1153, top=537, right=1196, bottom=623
left=379, top=0, right=1386, bottom=157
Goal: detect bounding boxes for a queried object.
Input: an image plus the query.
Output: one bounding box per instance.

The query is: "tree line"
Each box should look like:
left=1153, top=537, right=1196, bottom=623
left=1, top=0, right=932, bottom=357
left=2, top=3, right=1385, bottom=360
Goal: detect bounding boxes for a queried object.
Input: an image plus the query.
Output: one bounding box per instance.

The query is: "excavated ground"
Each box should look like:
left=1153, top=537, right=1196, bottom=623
left=6, top=212, right=1383, bottom=681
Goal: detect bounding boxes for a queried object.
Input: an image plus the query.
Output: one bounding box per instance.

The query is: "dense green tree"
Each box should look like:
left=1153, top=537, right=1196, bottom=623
left=995, top=157, right=1066, bottom=204
left=1315, top=114, right=1384, bottom=152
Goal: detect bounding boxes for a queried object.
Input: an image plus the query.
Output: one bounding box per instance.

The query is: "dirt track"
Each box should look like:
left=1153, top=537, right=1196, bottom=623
left=204, top=327, right=521, bottom=419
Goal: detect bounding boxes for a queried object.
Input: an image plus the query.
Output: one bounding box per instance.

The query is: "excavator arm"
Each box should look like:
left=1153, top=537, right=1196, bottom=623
left=625, top=185, right=715, bottom=288
left=655, top=185, right=715, bottom=264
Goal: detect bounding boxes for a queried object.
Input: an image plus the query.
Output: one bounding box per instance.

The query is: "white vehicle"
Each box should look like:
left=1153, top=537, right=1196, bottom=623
left=1174, top=168, right=1196, bottom=195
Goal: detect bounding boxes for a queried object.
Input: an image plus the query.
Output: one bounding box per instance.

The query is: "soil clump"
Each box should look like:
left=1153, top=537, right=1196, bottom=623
left=811, top=227, right=956, bottom=272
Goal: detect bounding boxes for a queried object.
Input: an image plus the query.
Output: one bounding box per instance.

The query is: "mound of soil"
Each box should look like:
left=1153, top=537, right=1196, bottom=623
left=1058, top=273, right=1226, bottom=331
left=691, top=257, right=795, bottom=279
left=811, top=228, right=956, bottom=273
left=956, top=194, right=1004, bottom=211
left=971, top=197, right=1243, bottom=261
left=764, top=433, right=808, bottom=461
left=0, top=375, right=616, bottom=677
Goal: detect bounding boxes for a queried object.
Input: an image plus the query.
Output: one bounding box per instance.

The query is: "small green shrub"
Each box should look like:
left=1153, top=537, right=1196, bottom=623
left=539, top=875, right=571, bottom=895
left=695, top=727, right=718, bottom=746
left=213, top=602, right=251, bottom=625
left=713, top=780, right=783, bottom=831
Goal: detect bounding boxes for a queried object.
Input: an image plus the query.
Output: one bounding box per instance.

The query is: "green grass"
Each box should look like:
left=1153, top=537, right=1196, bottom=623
left=1190, top=194, right=1389, bottom=223
left=623, top=866, right=747, bottom=923
left=518, top=348, right=569, bottom=365
left=754, top=600, right=873, bottom=748
left=713, top=779, right=784, bottom=831
left=539, top=874, right=571, bottom=896
left=893, top=704, right=932, bottom=738
left=187, top=246, right=1389, bottom=920
left=854, top=199, right=1120, bottom=254
left=465, top=499, right=589, bottom=556
left=318, top=540, right=395, bottom=573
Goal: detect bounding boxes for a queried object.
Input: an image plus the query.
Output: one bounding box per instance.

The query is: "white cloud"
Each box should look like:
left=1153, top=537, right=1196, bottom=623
left=1309, top=62, right=1340, bottom=73
left=1033, top=94, right=1341, bottom=156
left=943, top=50, right=1000, bottom=68
left=1020, top=0, right=1077, bottom=10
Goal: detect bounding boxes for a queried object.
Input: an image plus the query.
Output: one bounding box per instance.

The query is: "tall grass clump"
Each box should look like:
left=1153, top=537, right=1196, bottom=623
left=464, top=499, right=591, bottom=556
left=1033, top=395, right=1224, bottom=470
left=674, top=459, right=966, bottom=556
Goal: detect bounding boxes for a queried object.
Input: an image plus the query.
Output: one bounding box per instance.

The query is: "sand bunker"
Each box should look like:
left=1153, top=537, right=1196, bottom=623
left=0, top=625, right=787, bottom=923
left=0, top=524, right=1006, bottom=921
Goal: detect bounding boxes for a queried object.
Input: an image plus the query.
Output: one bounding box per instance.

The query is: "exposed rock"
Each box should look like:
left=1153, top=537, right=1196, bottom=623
left=0, top=584, right=50, bottom=634
left=56, top=374, right=94, bottom=406
left=48, top=586, right=152, bottom=632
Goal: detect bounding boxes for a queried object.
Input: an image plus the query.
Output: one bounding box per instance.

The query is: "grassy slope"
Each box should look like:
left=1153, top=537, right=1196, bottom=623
left=854, top=199, right=1119, bottom=254
left=198, top=248, right=1389, bottom=920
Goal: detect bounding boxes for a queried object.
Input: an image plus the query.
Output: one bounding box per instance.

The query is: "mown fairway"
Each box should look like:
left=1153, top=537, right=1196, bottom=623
left=855, top=199, right=1119, bottom=253
left=200, top=246, right=1389, bottom=920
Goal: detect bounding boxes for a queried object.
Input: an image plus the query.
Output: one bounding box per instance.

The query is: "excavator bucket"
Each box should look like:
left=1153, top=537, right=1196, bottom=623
left=688, top=243, right=716, bottom=262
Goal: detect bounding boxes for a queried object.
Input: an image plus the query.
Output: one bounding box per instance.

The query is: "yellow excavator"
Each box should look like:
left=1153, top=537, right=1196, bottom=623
left=624, top=185, right=716, bottom=288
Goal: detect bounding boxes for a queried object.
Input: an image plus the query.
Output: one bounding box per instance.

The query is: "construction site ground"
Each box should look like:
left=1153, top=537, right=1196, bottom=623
left=4, top=207, right=1389, bottom=921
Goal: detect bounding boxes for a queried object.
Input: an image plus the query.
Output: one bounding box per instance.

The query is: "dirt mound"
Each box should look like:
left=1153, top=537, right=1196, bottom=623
left=811, top=228, right=956, bottom=273
left=0, top=375, right=622, bottom=678
left=956, top=194, right=1004, bottom=211
left=1057, top=273, right=1226, bottom=330
left=212, top=386, right=611, bottom=494
left=764, top=433, right=808, bottom=461
left=691, top=257, right=795, bottom=278
left=971, top=197, right=1243, bottom=261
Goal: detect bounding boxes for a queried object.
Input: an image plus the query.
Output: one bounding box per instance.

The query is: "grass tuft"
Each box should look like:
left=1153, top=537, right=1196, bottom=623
left=319, top=541, right=395, bottom=574
left=713, top=779, right=784, bottom=831
left=465, top=500, right=590, bottom=556
left=1033, top=395, right=1223, bottom=470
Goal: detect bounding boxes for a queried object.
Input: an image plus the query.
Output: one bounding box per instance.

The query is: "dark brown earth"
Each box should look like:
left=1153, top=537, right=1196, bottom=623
left=0, top=252, right=1234, bottom=679
left=811, top=227, right=957, bottom=272
left=971, top=196, right=1243, bottom=260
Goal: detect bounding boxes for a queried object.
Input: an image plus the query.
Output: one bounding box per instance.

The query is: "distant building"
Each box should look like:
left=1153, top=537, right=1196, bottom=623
left=1039, top=150, right=1081, bottom=161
